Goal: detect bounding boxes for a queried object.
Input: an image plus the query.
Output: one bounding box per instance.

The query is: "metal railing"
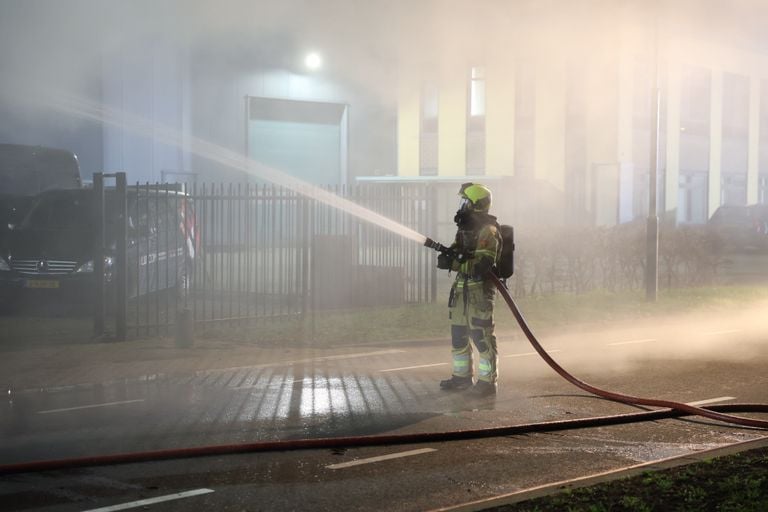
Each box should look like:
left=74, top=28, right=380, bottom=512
left=116, top=182, right=436, bottom=339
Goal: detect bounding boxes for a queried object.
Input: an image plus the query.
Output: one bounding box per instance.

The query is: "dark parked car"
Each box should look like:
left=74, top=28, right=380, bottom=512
left=707, top=204, right=768, bottom=252
left=0, top=144, right=82, bottom=237
left=0, top=187, right=197, bottom=312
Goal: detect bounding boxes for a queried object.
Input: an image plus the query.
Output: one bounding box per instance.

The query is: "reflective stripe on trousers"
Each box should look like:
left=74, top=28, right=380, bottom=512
left=449, top=280, right=498, bottom=383
left=452, top=346, right=472, bottom=377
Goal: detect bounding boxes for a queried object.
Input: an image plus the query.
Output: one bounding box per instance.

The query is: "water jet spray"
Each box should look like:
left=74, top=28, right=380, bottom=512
left=6, top=87, right=429, bottom=247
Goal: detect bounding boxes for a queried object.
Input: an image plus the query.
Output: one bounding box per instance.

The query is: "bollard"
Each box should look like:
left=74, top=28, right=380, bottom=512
left=175, top=308, right=194, bottom=347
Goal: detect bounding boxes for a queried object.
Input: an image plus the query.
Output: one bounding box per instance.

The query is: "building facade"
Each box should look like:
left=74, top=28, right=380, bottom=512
left=3, top=0, right=768, bottom=228
left=395, top=4, right=768, bottom=226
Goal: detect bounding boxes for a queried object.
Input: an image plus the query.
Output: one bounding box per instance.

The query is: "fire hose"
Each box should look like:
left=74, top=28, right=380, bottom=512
left=1, top=249, right=766, bottom=475
left=488, top=272, right=768, bottom=429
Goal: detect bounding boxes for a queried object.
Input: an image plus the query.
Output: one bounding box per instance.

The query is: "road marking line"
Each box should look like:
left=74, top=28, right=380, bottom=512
left=319, top=350, right=405, bottom=361
left=606, top=338, right=657, bottom=346
left=214, top=349, right=406, bottom=375
left=503, top=350, right=561, bottom=358
left=379, top=363, right=449, bottom=373
left=37, top=399, right=145, bottom=415
left=232, top=377, right=309, bottom=390
left=82, top=488, right=214, bottom=512
left=701, top=329, right=742, bottom=336
left=326, top=448, right=437, bottom=470
left=233, top=384, right=267, bottom=390
left=427, top=437, right=768, bottom=512
left=686, top=396, right=736, bottom=406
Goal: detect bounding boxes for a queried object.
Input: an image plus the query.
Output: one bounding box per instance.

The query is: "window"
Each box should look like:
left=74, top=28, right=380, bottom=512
left=469, top=66, right=486, bottom=118
left=419, top=82, right=439, bottom=176
left=722, top=73, right=749, bottom=138
left=633, top=57, right=652, bottom=126
left=466, top=66, right=486, bottom=176
left=565, top=63, right=588, bottom=222
left=678, top=67, right=710, bottom=223
left=514, top=63, right=535, bottom=178
left=22, top=191, right=92, bottom=230
left=678, top=172, right=708, bottom=224
left=758, top=80, right=768, bottom=200
left=680, top=66, right=710, bottom=133
left=722, top=173, right=747, bottom=206
left=721, top=73, right=749, bottom=207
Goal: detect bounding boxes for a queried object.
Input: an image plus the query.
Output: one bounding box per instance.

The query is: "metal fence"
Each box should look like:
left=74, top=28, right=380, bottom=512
left=97, top=180, right=437, bottom=339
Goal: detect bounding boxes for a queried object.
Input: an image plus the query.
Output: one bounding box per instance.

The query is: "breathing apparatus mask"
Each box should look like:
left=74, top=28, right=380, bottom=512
left=454, top=198, right=472, bottom=226
left=454, top=182, right=492, bottom=227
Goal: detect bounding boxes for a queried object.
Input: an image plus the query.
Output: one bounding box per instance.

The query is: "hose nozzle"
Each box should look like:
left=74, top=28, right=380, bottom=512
left=424, top=237, right=448, bottom=253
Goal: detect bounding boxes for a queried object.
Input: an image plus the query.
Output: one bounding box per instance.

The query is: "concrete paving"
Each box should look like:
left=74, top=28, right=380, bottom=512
left=0, top=310, right=767, bottom=510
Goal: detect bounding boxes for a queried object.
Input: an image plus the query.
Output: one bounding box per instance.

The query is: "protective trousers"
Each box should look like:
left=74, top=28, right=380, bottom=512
left=448, top=280, right=498, bottom=383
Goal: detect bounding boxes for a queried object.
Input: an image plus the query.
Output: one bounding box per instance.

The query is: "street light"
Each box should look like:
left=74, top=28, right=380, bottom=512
left=304, top=52, right=323, bottom=71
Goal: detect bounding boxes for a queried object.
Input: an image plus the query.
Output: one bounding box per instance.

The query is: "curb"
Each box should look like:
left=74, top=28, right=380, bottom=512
left=430, top=435, right=768, bottom=512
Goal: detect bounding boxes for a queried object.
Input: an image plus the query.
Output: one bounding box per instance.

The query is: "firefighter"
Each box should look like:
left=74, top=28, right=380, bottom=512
left=437, top=182, right=501, bottom=396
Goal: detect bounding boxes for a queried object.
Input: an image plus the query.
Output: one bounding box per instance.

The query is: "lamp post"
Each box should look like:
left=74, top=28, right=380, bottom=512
left=645, top=9, right=660, bottom=302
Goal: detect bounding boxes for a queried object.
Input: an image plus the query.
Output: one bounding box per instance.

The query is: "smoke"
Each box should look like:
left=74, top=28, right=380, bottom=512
left=507, top=297, right=768, bottom=382
left=2, top=0, right=768, bottom=183
left=1, top=1, right=764, bottom=102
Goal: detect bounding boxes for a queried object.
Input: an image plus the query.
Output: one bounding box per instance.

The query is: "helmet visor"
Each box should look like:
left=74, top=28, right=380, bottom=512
left=458, top=197, right=472, bottom=211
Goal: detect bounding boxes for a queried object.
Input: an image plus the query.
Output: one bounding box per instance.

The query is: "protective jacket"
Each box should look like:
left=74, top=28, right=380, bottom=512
left=447, top=212, right=501, bottom=384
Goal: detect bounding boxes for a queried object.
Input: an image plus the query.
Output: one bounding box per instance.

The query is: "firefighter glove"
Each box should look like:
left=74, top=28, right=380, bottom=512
left=437, top=252, right=453, bottom=270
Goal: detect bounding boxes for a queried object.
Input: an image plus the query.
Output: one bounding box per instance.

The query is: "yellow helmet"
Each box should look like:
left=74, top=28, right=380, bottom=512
left=458, top=182, right=492, bottom=213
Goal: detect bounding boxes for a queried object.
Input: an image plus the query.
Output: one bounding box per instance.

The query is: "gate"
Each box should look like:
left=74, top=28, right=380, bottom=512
left=116, top=182, right=436, bottom=339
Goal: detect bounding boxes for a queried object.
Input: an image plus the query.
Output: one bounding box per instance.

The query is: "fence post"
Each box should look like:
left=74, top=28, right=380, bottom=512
left=429, top=184, right=438, bottom=303
left=115, top=173, right=128, bottom=341
left=310, top=197, right=317, bottom=341
left=93, top=173, right=105, bottom=338
left=301, top=196, right=310, bottom=321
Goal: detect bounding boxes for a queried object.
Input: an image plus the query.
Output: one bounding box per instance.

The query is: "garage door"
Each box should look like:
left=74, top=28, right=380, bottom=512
left=247, top=97, right=347, bottom=186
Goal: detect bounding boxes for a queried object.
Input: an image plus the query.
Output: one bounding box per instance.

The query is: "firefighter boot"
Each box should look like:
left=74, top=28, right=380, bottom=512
left=439, top=375, right=473, bottom=391
left=469, top=380, right=497, bottom=397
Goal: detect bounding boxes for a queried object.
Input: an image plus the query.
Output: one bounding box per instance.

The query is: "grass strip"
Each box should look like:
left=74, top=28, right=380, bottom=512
left=485, top=446, right=768, bottom=512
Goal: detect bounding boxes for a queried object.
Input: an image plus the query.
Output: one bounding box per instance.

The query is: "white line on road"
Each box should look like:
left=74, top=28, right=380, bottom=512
left=686, top=396, right=736, bottom=406
left=379, top=363, right=449, bottom=373
left=214, top=349, right=406, bottom=376
left=606, top=338, right=657, bottom=346
left=81, top=488, right=214, bottom=512
left=503, top=350, right=561, bottom=358
left=381, top=351, right=564, bottom=371
left=700, top=329, right=742, bottom=336
left=37, top=399, right=145, bottom=415
left=318, top=350, right=406, bottom=362
left=232, top=377, right=311, bottom=390
left=326, top=448, right=437, bottom=470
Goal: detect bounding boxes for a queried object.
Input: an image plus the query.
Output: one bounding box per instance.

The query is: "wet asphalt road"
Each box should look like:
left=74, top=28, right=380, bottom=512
left=1, top=321, right=767, bottom=511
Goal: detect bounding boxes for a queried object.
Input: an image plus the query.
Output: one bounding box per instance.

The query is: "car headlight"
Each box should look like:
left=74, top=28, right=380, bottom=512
left=0, top=258, right=10, bottom=271
left=104, top=256, right=114, bottom=283
left=76, top=257, right=113, bottom=274
left=76, top=260, right=94, bottom=273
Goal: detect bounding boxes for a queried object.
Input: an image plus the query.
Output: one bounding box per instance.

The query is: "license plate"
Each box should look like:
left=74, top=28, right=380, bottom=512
left=25, top=279, right=60, bottom=289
